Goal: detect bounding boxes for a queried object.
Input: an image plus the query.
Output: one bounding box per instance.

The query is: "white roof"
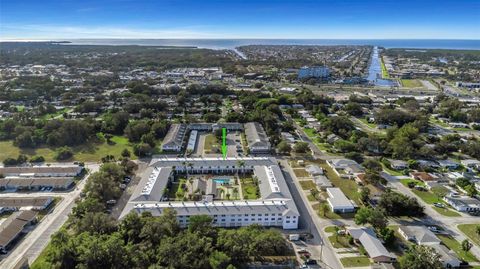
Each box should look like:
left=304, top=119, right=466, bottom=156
left=327, top=188, right=355, bottom=208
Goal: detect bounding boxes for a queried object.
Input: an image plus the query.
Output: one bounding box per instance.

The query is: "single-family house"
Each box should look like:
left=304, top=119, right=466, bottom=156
left=326, top=188, right=356, bottom=213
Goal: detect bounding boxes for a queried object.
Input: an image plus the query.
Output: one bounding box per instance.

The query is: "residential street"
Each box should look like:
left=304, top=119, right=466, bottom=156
left=280, top=159, right=343, bottom=269
left=382, top=172, right=480, bottom=261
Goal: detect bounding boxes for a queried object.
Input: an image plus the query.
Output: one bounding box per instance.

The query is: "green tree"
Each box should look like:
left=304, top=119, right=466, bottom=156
left=276, top=140, right=292, bottom=154
left=399, top=245, right=443, bottom=269
left=293, top=141, right=309, bottom=153
left=462, top=239, right=473, bottom=252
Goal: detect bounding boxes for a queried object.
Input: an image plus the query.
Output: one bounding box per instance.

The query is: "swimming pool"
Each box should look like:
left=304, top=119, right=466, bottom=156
left=213, top=178, right=231, bottom=184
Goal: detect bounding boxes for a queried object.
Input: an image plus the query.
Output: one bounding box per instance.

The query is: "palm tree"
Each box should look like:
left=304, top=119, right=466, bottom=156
left=232, top=188, right=239, bottom=199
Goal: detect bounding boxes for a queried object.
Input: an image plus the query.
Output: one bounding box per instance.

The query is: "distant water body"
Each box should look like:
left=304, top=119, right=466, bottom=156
left=65, top=39, right=480, bottom=50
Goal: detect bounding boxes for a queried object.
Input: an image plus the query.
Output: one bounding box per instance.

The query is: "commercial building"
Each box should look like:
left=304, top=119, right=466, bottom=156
left=298, top=66, right=330, bottom=79
left=120, top=157, right=299, bottom=229
left=244, top=122, right=271, bottom=154
left=326, top=187, right=356, bottom=213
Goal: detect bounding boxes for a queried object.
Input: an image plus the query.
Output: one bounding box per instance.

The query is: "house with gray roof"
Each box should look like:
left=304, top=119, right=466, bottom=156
left=161, top=123, right=187, bottom=152
left=326, top=187, right=356, bottom=213
left=244, top=122, right=271, bottom=153
left=398, top=226, right=441, bottom=245
left=347, top=227, right=396, bottom=263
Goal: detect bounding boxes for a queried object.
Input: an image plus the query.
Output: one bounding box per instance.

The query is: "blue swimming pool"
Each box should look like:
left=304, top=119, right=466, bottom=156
left=213, top=178, right=230, bottom=184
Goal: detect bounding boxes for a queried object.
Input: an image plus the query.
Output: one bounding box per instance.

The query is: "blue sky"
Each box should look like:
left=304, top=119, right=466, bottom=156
left=1, top=0, right=479, bottom=40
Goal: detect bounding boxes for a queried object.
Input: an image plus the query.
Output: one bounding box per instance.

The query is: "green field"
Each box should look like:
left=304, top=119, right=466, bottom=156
left=0, top=135, right=136, bottom=162
left=320, top=162, right=361, bottom=204
left=458, top=224, right=480, bottom=246
left=432, top=207, right=461, bottom=217
left=437, top=235, right=479, bottom=262
left=293, top=168, right=310, bottom=178
left=313, top=201, right=342, bottom=219
left=299, top=180, right=316, bottom=190
left=340, top=256, right=371, bottom=267
left=241, top=177, right=259, bottom=199
left=328, top=234, right=353, bottom=249
left=324, top=226, right=337, bottom=233
left=401, top=79, right=423, bottom=88
left=203, top=134, right=220, bottom=154
left=380, top=57, right=390, bottom=79
left=400, top=179, right=460, bottom=216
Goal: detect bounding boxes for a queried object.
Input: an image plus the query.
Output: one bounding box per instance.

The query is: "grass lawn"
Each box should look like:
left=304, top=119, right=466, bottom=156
left=313, top=201, right=342, bottom=219
left=381, top=163, right=405, bottom=176
left=307, top=194, right=317, bottom=201
left=430, top=117, right=450, bottom=128
left=433, top=207, right=461, bottom=217
left=340, top=256, right=371, bottom=267
left=299, top=180, right=316, bottom=190
left=320, top=162, right=361, bottom=204
left=203, top=134, right=220, bottom=154
left=328, top=234, right=353, bottom=249
left=293, top=168, right=310, bottom=178
left=437, top=235, right=479, bottom=262
left=0, top=135, right=136, bottom=163
left=241, top=177, right=259, bottom=199
left=381, top=57, right=390, bottom=79
left=325, top=226, right=337, bottom=233
left=401, top=79, right=423, bottom=88
left=458, top=224, right=480, bottom=246
left=303, top=128, right=317, bottom=139
left=358, top=118, right=377, bottom=129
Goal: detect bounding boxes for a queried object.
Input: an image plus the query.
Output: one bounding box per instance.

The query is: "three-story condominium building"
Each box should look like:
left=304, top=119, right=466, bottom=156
left=120, top=157, right=299, bottom=229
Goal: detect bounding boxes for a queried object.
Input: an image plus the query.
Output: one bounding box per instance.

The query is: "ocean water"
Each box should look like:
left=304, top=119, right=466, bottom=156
left=66, top=39, right=480, bottom=50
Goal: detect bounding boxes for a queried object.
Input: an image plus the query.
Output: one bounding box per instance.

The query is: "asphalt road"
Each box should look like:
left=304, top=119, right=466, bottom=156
left=280, top=159, right=342, bottom=269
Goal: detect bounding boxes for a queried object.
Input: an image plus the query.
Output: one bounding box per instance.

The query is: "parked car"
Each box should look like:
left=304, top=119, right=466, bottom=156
left=106, top=199, right=117, bottom=205
left=434, top=202, right=445, bottom=208
left=297, top=248, right=309, bottom=254
left=304, top=259, right=317, bottom=265
left=119, top=184, right=127, bottom=190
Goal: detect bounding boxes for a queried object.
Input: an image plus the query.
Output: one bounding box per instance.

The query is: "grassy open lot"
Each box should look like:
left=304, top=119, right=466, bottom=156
left=433, top=207, right=461, bottom=217
left=380, top=58, right=390, bottom=79
left=340, top=257, right=371, bottom=267
left=203, top=134, right=220, bottom=154
left=299, top=180, right=316, bottom=190
left=458, top=224, right=480, bottom=246
left=293, top=168, right=310, bottom=178
left=358, top=118, right=377, bottom=129
left=328, top=234, right=353, bottom=249
left=325, top=226, right=337, bottom=233
left=0, top=135, right=136, bottom=163
left=241, top=177, right=259, bottom=199
left=313, top=201, right=342, bottom=219
left=401, top=79, right=423, bottom=88
left=381, top=162, right=405, bottom=176
left=437, top=235, right=479, bottom=262
left=320, top=162, right=361, bottom=204
left=400, top=179, right=460, bottom=216
left=303, top=128, right=317, bottom=138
